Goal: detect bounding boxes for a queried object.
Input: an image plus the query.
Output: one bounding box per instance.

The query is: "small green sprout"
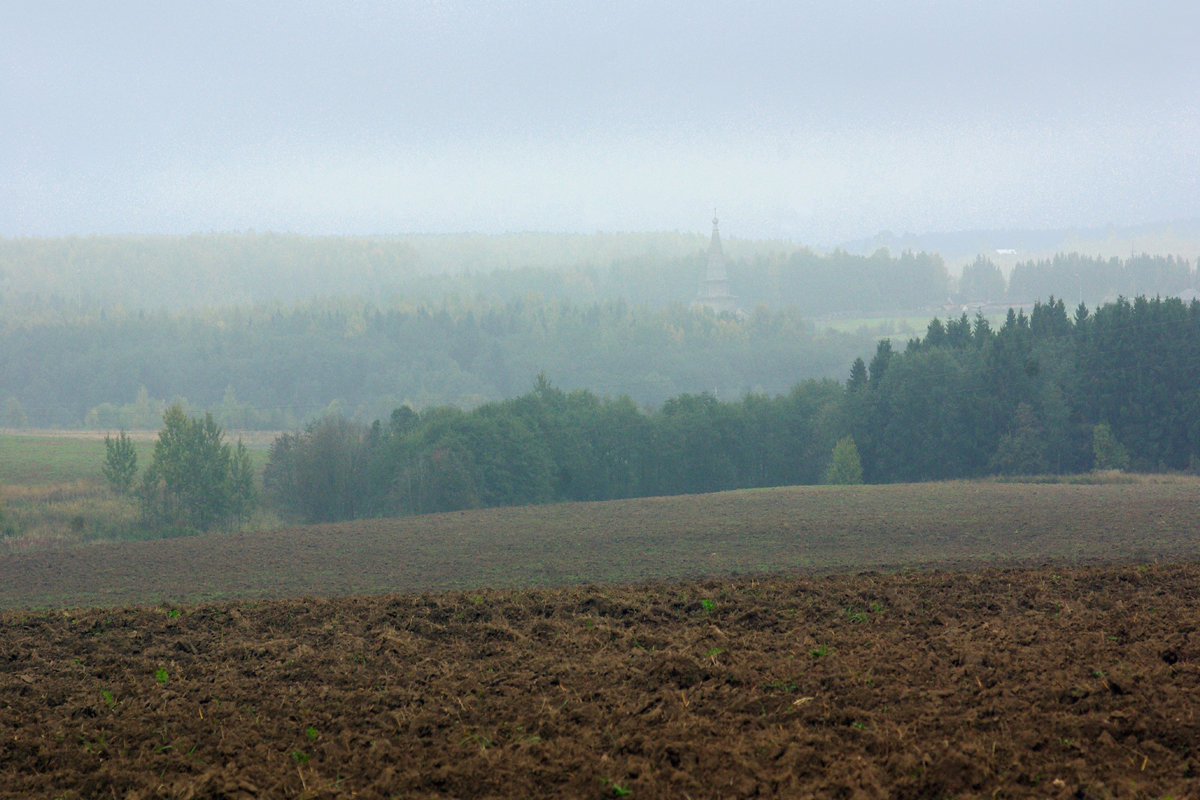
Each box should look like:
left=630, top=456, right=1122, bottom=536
left=154, top=668, right=169, bottom=685
left=305, top=725, right=319, bottom=741
left=100, top=689, right=116, bottom=708
left=601, top=778, right=633, bottom=797
left=461, top=733, right=492, bottom=751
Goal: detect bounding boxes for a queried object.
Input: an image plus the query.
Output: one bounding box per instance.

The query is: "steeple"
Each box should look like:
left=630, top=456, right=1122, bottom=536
left=692, top=212, right=738, bottom=315
left=705, top=214, right=728, bottom=283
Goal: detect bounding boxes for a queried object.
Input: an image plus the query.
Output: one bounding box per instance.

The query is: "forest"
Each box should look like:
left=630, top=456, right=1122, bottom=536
left=3, top=230, right=1197, bottom=536
left=2, top=233, right=1196, bottom=429
left=255, top=295, right=1200, bottom=524
left=3, top=233, right=1193, bottom=314
left=1, top=298, right=873, bottom=429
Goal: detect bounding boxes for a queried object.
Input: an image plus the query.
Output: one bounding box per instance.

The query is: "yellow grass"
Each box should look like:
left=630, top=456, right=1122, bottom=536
left=0, top=479, right=140, bottom=553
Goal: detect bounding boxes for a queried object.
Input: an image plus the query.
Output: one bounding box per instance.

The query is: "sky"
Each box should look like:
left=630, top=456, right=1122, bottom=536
left=3, top=0, right=1198, bottom=246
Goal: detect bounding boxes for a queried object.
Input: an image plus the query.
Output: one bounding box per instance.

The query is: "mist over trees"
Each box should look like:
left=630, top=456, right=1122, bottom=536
left=11, top=232, right=1200, bottom=537
left=952, top=252, right=1197, bottom=306
left=0, top=233, right=953, bottom=320
left=4, top=234, right=1196, bottom=430
left=0, top=296, right=872, bottom=429
left=4, top=233, right=1194, bottom=319
left=0, top=232, right=755, bottom=310
left=262, top=295, right=1200, bottom=523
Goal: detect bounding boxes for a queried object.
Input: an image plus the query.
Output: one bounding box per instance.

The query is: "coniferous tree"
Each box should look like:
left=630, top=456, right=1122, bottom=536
left=958, top=256, right=1006, bottom=302
left=867, top=340, right=893, bottom=384
left=847, top=358, right=868, bottom=393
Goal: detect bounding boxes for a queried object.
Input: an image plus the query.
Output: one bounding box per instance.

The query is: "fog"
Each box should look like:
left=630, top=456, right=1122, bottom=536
left=3, top=1, right=1198, bottom=244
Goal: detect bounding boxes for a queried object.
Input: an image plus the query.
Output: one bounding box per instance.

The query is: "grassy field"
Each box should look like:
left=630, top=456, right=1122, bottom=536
left=0, top=432, right=275, bottom=549
left=3, top=475, right=1199, bottom=609
left=0, top=430, right=272, bottom=486
left=0, top=432, right=157, bottom=486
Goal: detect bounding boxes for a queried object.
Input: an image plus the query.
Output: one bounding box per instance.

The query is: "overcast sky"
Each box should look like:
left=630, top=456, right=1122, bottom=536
left=3, top=1, right=1198, bottom=245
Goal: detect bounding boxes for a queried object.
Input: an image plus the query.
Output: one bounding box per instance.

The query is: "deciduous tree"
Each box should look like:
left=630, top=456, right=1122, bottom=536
left=1092, top=422, right=1130, bottom=471
left=824, top=436, right=863, bottom=485
left=139, top=405, right=255, bottom=533
left=102, top=430, right=138, bottom=494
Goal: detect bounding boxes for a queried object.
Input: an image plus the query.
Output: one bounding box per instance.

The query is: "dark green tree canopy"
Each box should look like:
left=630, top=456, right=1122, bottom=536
left=139, top=405, right=255, bottom=533
left=260, top=294, right=1200, bottom=524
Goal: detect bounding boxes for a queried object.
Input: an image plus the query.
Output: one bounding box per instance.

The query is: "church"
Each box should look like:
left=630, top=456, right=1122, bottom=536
left=692, top=215, right=739, bottom=315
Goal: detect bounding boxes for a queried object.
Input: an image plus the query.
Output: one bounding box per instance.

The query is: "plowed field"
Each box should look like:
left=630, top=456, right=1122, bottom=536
left=3, top=564, right=1199, bottom=798
left=6, top=478, right=1200, bottom=608
left=3, top=479, right=1200, bottom=797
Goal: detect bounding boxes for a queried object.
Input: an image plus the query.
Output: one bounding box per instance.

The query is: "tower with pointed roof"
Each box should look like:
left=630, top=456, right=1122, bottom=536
left=692, top=214, right=739, bottom=314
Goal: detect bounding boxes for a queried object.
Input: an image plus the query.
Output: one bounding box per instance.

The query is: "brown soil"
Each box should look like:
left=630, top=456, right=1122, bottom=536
left=3, top=562, right=1198, bottom=798
left=6, top=478, right=1200, bottom=609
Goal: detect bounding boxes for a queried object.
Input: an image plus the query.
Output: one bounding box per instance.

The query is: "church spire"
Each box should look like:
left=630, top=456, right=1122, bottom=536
left=693, top=212, right=737, bottom=315
left=706, top=212, right=727, bottom=283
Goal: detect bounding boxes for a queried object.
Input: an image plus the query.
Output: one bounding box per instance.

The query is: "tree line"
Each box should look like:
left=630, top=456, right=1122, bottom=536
left=960, top=252, right=1195, bottom=305
left=0, top=296, right=874, bottom=428
left=845, top=294, right=1200, bottom=480
left=9, top=252, right=1197, bottom=431
left=0, top=231, right=758, bottom=310
left=5, top=232, right=1194, bottom=319
left=260, top=375, right=847, bottom=523
left=260, top=294, right=1200, bottom=524
left=109, top=293, right=1200, bottom=534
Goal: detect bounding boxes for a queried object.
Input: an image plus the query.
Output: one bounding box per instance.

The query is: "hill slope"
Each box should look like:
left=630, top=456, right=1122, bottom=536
left=3, top=477, right=1199, bottom=609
